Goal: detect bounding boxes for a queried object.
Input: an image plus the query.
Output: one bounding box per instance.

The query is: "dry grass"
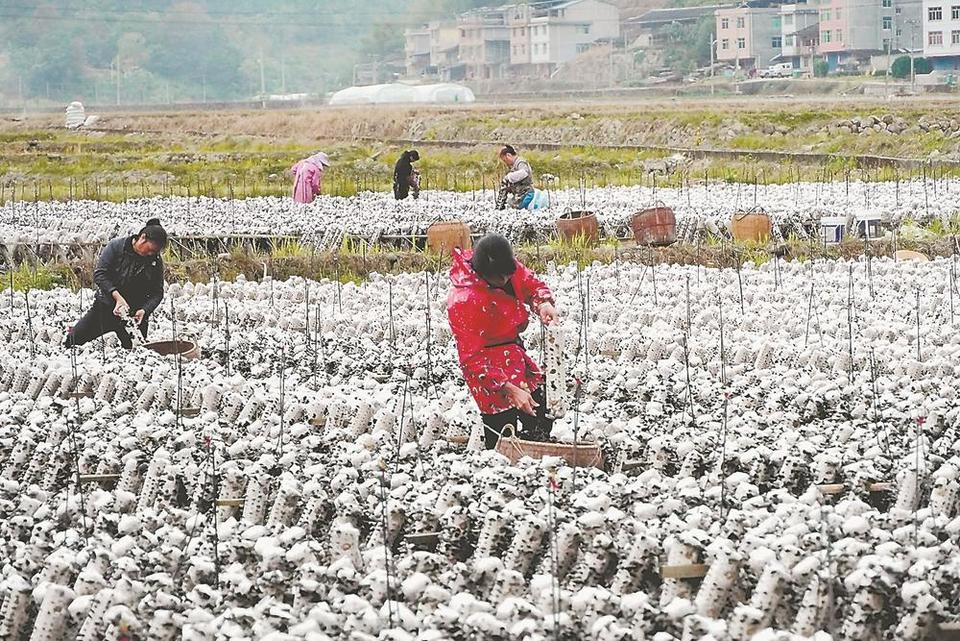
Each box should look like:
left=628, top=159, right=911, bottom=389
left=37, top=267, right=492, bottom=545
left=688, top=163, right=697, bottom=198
left=5, top=97, right=960, bottom=202
left=7, top=97, right=960, bottom=149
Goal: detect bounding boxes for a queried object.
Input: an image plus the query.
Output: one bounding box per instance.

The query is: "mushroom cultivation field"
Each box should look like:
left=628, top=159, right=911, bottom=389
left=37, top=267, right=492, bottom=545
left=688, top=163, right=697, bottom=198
left=1, top=254, right=960, bottom=641
left=0, top=177, right=955, bottom=248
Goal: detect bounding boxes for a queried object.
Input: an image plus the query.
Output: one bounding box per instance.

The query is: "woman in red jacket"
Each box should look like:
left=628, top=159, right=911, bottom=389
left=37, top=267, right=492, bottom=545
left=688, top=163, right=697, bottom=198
left=447, top=234, right=558, bottom=449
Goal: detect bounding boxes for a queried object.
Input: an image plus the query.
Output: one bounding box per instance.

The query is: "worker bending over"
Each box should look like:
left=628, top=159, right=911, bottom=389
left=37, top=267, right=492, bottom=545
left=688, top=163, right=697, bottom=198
left=496, top=145, right=535, bottom=210
left=393, top=150, right=421, bottom=200
left=291, top=151, right=330, bottom=204
left=447, top=234, right=558, bottom=449
left=65, top=219, right=167, bottom=349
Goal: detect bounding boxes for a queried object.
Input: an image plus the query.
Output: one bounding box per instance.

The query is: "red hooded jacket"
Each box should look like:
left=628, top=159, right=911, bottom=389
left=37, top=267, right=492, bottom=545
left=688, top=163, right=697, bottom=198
left=447, top=248, right=554, bottom=414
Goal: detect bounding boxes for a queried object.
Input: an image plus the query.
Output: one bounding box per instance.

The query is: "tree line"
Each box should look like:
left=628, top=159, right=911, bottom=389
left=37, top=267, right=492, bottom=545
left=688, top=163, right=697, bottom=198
left=0, top=0, right=491, bottom=106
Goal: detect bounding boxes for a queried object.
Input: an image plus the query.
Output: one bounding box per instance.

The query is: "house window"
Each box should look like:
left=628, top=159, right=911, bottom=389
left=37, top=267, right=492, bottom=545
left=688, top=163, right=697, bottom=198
left=953, top=29, right=960, bottom=43
left=736, top=17, right=745, bottom=27
left=836, top=29, right=843, bottom=41
left=772, top=36, right=783, bottom=47
left=721, top=38, right=730, bottom=49
left=836, top=8, right=841, bottom=19
left=784, top=14, right=794, bottom=25
left=737, top=37, right=746, bottom=48
left=954, top=5, right=960, bottom=18
left=896, top=27, right=903, bottom=36
left=883, top=37, right=892, bottom=48
left=930, top=6, right=943, bottom=20
left=896, top=7, right=902, bottom=13
left=882, top=0, right=892, bottom=6
left=820, top=9, right=831, bottom=20
left=930, top=30, right=944, bottom=44
left=883, top=16, right=892, bottom=29
left=821, top=30, right=832, bottom=42
left=721, top=17, right=729, bottom=28
left=785, top=34, right=795, bottom=46
left=773, top=16, right=781, bottom=28
left=576, top=25, right=590, bottom=34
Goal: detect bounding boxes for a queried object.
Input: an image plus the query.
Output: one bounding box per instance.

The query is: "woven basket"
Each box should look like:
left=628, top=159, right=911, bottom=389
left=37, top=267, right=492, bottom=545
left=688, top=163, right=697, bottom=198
left=495, top=427, right=603, bottom=470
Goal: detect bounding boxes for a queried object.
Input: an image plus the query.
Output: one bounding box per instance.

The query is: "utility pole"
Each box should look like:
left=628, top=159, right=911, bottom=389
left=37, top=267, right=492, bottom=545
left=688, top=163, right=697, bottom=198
left=912, top=21, right=917, bottom=90
left=115, top=54, right=121, bottom=106
left=734, top=26, right=740, bottom=79
left=258, top=47, right=266, bottom=107
left=885, top=37, right=890, bottom=96
left=609, top=42, right=615, bottom=87
left=907, top=18, right=919, bottom=91
left=710, top=36, right=717, bottom=96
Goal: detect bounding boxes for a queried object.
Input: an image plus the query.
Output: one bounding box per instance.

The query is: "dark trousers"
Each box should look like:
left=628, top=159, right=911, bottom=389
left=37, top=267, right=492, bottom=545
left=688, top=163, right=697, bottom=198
left=65, top=302, right=149, bottom=349
left=481, top=386, right=554, bottom=450
left=394, top=172, right=420, bottom=200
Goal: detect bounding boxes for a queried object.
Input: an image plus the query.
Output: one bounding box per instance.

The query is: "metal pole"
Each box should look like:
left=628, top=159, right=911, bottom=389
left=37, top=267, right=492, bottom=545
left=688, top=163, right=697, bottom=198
left=885, top=38, right=890, bottom=96
left=910, top=20, right=917, bottom=90
left=259, top=47, right=267, bottom=105
left=711, top=37, right=716, bottom=96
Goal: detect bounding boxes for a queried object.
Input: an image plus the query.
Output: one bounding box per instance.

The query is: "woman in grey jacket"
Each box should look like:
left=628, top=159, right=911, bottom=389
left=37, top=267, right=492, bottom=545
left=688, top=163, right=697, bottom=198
left=65, top=219, right=167, bottom=349
left=496, top=145, right=535, bottom=210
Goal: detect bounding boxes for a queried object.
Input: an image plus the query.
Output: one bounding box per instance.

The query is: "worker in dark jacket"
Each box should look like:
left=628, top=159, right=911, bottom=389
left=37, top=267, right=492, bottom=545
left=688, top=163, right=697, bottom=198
left=65, top=218, right=167, bottom=349
left=393, top=150, right=421, bottom=200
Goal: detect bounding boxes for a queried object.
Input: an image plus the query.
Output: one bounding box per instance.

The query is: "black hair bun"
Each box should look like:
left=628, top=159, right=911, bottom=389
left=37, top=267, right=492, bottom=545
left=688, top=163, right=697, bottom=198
left=145, top=218, right=161, bottom=226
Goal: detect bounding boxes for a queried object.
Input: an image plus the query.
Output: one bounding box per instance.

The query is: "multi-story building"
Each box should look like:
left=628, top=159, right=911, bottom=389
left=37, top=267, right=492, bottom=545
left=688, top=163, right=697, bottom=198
left=430, top=21, right=461, bottom=70
left=922, top=0, right=960, bottom=69
left=507, top=0, right=621, bottom=77
left=626, top=5, right=731, bottom=50
left=458, top=6, right=512, bottom=80
left=715, top=6, right=783, bottom=70
left=404, top=21, right=463, bottom=79
left=815, top=0, right=921, bottom=70
left=404, top=27, right=432, bottom=77
left=777, top=3, right=820, bottom=71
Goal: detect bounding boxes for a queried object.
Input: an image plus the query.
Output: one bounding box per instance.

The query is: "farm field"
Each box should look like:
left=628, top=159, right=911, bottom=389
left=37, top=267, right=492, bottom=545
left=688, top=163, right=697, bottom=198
left=2, top=243, right=960, bottom=639
left=2, top=99, right=960, bottom=640
left=5, top=97, right=960, bottom=200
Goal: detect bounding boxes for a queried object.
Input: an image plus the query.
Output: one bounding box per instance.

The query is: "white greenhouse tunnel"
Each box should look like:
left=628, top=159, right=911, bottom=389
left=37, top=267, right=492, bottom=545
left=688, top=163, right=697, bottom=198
left=328, top=82, right=475, bottom=106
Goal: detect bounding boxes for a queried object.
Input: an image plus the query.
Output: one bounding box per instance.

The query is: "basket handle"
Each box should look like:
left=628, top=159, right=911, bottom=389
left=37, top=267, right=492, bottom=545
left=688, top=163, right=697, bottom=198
left=495, top=423, right=526, bottom=459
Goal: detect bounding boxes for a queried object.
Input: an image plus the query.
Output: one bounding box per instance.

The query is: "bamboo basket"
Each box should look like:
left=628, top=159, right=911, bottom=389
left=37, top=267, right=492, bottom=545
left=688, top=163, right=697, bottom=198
left=495, top=427, right=604, bottom=470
